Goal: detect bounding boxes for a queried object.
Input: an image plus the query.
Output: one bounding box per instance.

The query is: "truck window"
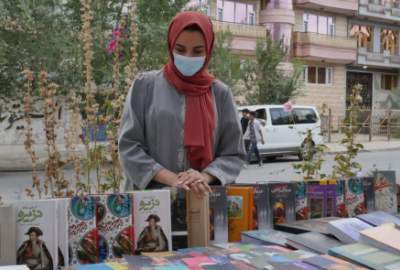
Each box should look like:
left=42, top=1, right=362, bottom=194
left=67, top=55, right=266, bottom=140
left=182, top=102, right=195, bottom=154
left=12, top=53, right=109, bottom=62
left=270, top=108, right=294, bottom=126
left=293, top=108, right=318, bottom=124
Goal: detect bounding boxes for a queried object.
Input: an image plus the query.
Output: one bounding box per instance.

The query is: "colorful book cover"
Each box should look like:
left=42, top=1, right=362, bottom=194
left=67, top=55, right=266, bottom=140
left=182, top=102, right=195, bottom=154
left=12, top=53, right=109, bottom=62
left=336, top=179, right=348, bottom=218
left=0, top=204, right=16, bottom=266
left=307, top=182, right=324, bottom=219
left=68, top=196, right=98, bottom=265
left=268, top=183, right=296, bottom=225
left=15, top=200, right=58, bottom=270
left=363, top=177, right=375, bottom=212
left=96, top=194, right=134, bottom=262
left=252, top=184, right=273, bottom=230
left=133, top=190, right=172, bottom=253
left=329, top=243, right=400, bottom=270
left=227, top=186, right=254, bottom=242
left=170, top=188, right=187, bottom=250
left=345, top=178, right=367, bottom=217
left=209, top=186, right=228, bottom=244
left=373, top=170, right=398, bottom=214
left=295, top=182, right=309, bottom=221
left=57, top=198, right=70, bottom=268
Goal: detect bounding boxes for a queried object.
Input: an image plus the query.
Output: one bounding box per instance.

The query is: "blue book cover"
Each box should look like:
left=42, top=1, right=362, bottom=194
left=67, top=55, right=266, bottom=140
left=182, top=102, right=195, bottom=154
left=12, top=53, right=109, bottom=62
left=327, top=218, right=372, bottom=244
left=357, top=211, right=400, bottom=227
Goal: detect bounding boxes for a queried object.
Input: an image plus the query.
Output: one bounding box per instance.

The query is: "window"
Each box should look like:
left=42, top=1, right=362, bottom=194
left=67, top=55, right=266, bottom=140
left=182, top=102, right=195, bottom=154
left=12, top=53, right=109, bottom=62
left=303, top=13, right=335, bottom=35
left=270, top=108, right=294, bottom=126
left=381, top=74, right=398, bottom=90
left=305, top=66, right=333, bottom=85
left=216, top=0, right=256, bottom=24
left=293, top=108, right=318, bottom=124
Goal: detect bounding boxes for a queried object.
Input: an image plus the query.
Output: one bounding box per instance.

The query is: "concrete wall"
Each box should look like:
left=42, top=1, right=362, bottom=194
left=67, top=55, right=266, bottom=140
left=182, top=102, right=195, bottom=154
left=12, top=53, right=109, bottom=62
left=294, top=62, right=346, bottom=128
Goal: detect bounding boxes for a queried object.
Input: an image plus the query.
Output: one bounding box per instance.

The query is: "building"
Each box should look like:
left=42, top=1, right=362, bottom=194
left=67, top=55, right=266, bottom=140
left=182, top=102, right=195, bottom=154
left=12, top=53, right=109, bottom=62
left=190, top=0, right=400, bottom=130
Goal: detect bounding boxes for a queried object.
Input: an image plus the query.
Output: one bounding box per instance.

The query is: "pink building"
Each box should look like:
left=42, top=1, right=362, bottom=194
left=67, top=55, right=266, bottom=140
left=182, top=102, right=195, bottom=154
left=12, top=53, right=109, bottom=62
left=190, top=0, right=400, bottom=130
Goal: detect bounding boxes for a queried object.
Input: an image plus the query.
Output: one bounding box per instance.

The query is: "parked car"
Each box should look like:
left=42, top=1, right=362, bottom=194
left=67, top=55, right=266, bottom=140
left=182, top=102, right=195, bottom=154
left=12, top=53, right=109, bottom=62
left=238, top=104, right=323, bottom=160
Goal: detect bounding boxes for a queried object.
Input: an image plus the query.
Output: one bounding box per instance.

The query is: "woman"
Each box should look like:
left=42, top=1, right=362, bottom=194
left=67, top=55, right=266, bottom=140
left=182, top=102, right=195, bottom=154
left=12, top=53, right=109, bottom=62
left=118, top=11, right=246, bottom=196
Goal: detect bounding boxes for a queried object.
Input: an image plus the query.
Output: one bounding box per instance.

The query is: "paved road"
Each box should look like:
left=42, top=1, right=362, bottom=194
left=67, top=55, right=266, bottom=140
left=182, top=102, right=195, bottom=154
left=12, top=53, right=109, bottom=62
left=1, top=149, right=399, bottom=202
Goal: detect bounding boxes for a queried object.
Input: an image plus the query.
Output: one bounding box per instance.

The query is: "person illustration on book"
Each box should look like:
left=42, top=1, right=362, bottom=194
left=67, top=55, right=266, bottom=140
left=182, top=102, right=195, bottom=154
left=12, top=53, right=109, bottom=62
left=118, top=11, right=246, bottom=196
left=17, top=227, right=54, bottom=270
left=136, top=214, right=169, bottom=253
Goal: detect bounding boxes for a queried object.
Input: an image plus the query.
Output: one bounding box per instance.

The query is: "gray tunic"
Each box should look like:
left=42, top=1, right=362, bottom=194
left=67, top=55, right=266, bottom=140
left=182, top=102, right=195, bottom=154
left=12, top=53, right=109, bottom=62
left=118, top=70, right=246, bottom=190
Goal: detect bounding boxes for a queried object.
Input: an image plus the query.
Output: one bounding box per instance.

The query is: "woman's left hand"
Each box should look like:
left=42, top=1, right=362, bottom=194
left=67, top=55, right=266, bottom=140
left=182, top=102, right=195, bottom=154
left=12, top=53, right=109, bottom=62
left=177, top=169, right=213, bottom=196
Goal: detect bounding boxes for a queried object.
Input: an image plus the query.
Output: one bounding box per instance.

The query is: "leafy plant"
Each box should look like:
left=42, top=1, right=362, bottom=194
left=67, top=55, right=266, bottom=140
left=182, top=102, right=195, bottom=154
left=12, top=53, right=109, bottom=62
left=293, top=129, right=328, bottom=180
left=332, top=84, right=364, bottom=178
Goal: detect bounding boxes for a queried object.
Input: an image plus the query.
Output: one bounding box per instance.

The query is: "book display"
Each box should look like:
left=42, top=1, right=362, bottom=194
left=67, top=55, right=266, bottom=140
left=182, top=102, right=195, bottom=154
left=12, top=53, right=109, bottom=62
left=0, top=177, right=399, bottom=269
left=373, top=171, right=398, bottom=214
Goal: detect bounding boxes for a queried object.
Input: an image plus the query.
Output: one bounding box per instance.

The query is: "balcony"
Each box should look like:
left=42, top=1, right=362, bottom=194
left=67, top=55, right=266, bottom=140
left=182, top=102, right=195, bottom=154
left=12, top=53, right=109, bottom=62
left=359, top=0, right=400, bottom=22
left=357, top=47, right=400, bottom=68
left=212, top=20, right=266, bottom=55
left=293, top=0, right=357, bottom=15
left=293, top=32, right=357, bottom=64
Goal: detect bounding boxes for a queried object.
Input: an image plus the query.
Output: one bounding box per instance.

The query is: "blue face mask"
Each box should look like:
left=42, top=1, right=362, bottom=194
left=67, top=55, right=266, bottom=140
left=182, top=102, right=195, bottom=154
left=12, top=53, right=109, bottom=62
left=173, top=52, right=206, bottom=77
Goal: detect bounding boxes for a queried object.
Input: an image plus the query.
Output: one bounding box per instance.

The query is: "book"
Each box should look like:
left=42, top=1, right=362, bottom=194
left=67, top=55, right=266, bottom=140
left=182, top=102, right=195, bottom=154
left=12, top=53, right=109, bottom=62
left=0, top=204, right=16, bottom=266
left=96, top=194, right=134, bottom=261
left=363, top=176, right=375, bottom=212
left=360, top=223, right=400, bottom=255
left=68, top=196, right=98, bottom=265
left=307, top=181, right=337, bottom=219
left=373, top=170, right=398, bottom=214
left=0, top=266, right=30, bottom=270
left=186, top=191, right=209, bottom=247
left=209, top=186, right=228, bottom=244
left=272, top=261, right=320, bottom=270
left=268, top=183, right=296, bottom=226
left=170, top=188, right=188, bottom=250
left=345, top=178, right=367, bottom=217
left=329, top=243, right=400, bottom=270
left=336, top=179, right=349, bottom=218
left=252, top=184, right=273, bottom=230
left=303, top=254, right=368, bottom=270
left=56, top=198, right=70, bottom=268
left=275, top=217, right=342, bottom=235
left=357, top=211, right=400, bottom=227
left=133, top=190, right=172, bottom=253
left=240, top=229, right=294, bottom=247
left=226, top=186, right=254, bottom=242
left=327, top=218, right=373, bottom=244
left=15, top=200, right=58, bottom=270
left=286, top=232, right=342, bottom=254
left=295, top=182, right=309, bottom=221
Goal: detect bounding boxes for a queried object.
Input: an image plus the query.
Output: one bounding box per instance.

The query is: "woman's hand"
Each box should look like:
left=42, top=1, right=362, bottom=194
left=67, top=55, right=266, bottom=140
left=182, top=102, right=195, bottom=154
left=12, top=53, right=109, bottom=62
left=177, top=169, right=213, bottom=197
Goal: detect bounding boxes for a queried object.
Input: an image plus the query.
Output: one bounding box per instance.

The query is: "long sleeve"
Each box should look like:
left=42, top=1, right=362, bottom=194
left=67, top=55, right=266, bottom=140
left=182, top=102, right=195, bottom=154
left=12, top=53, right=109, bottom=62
left=203, top=89, right=246, bottom=185
left=118, top=75, right=164, bottom=190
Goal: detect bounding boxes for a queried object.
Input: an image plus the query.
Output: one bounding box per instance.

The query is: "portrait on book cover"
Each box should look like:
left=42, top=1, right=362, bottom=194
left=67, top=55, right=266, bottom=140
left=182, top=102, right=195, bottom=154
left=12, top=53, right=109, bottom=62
left=136, top=214, right=169, bottom=253
left=17, top=227, right=54, bottom=270
left=227, top=196, right=243, bottom=219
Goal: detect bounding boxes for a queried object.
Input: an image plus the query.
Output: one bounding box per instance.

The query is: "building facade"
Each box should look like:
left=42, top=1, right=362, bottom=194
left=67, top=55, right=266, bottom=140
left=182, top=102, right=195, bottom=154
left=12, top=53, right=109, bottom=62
left=191, top=0, right=400, bottom=129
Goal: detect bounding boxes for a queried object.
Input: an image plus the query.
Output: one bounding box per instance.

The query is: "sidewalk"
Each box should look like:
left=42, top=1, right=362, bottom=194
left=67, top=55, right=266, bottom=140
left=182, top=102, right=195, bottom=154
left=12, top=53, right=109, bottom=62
left=0, top=140, right=399, bottom=171
left=325, top=139, right=400, bottom=154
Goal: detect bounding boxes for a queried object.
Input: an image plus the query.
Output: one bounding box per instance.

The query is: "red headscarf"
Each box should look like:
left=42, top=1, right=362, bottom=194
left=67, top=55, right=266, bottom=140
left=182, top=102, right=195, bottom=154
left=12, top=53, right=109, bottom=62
left=163, top=11, right=215, bottom=170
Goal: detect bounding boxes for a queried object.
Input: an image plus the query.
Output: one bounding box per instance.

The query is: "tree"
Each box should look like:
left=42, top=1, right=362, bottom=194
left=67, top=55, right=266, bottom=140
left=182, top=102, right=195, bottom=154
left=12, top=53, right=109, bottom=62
left=208, top=30, right=242, bottom=94
left=242, top=37, right=303, bottom=104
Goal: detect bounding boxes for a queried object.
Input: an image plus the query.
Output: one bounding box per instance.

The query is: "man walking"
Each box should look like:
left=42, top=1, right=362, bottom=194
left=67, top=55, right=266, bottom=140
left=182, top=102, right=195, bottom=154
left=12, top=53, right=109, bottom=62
left=240, top=108, right=250, bottom=153
left=244, top=111, right=264, bottom=166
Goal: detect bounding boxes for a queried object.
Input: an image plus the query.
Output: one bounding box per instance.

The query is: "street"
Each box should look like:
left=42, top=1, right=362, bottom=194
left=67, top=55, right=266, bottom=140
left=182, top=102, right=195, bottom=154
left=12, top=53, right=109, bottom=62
left=0, top=149, right=399, bottom=202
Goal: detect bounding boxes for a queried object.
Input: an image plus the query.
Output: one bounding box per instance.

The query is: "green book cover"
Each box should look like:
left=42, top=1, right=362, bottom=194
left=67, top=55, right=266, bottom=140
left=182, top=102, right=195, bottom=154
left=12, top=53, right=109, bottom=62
left=329, top=243, right=400, bottom=270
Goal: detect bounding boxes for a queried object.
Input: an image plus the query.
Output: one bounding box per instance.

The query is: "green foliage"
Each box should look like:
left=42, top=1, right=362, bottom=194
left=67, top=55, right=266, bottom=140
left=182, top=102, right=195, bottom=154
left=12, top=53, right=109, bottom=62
left=333, top=84, right=364, bottom=178
left=208, top=30, right=242, bottom=93
left=293, top=129, right=328, bottom=180
left=0, top=0, right=189, bottom=97
left=242, top=37, right=303, bottom=104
